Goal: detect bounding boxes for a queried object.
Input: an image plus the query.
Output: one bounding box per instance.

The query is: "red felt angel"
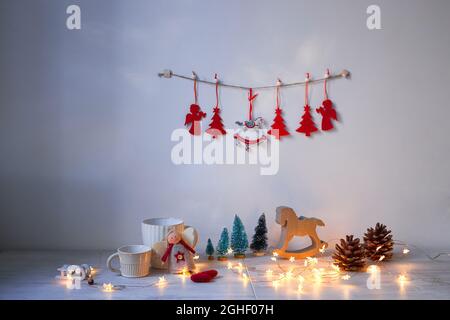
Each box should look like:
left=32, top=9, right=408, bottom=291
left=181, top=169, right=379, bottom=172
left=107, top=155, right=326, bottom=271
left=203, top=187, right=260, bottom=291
left=184, top=73, right=206, bottom=135
left=316, top=69, right=338, bottom=131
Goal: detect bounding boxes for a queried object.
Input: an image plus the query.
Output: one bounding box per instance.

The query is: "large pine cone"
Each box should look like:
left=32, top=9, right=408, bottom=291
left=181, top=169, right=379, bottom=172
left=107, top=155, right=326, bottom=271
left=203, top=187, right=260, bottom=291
left=364, top=223, right=394, bottom=261
left=333, top=235, right=366, bottom=272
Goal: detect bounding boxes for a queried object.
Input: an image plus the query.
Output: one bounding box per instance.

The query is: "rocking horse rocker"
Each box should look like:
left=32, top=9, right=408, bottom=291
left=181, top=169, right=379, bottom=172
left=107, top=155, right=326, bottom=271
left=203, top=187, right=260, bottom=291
left=273, top=206, right=327, bottom=259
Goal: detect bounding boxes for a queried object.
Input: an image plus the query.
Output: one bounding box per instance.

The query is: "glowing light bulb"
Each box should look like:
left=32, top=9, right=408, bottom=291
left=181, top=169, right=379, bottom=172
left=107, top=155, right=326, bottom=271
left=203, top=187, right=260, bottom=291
left=227, top=248, right=233, bottom=255
left=297, top=283, right=303, bottom=293
left=271, top=257, right=277, bottom=262
left=193, top=255, right=200, bottom=260
left=273, top=252, right=279, bottom=257
left=181, top=267, right=189, bottom=277
left=297, top=275, right=305, bottom=283
left=266, top=269, right=273, bottom=277
left=319, top=244, right=326, bottom=253
left=367, top=265, right=379, bottom=274
left=398, top=274, right=407, bottom=283
left=242, top=273, right=248, bottom=281
left=332, top=264, right=340, bottom=272
left=158, top=276, right=167, bottom=287
left=289, top=256, right=295, bottom=262
left=272, top=280, right=279, bottom=288
left=102, top=283, right=113, bottom=292
left=403, top=248, right=410, bottom=254
left=227, top=262, right=233, bottom=270
left=341, top=274, right=351, bottom=280
left=286, top=270, right=293, bottom=280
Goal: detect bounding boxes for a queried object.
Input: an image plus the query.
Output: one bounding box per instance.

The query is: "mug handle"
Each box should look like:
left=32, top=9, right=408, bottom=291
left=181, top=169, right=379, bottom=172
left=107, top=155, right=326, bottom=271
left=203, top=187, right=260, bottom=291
left=106, top=252, right=120, bottom=273
left=183, top=226, right=199, bottom=247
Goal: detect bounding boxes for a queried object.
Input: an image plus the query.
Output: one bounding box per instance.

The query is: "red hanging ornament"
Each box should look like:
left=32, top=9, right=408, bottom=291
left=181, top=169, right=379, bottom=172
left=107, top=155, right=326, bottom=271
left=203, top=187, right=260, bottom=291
left=268, top=79, right=290, bottom=140
left=184, top=73, right=206, bottom=135
left=206, top=74, right=226, bottom=138
left=316, top=69, right=338, bottom=131
left=296, top=73, right=318, bottom=137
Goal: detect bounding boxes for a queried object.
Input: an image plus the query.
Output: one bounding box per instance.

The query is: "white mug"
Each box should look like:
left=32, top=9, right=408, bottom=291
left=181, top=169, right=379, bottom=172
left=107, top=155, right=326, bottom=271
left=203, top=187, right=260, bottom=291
left=141, top=217, right=184, bottom=248
left=141, top=217, right=198, bottom=269
left=107, top=245, right=151, bottom=278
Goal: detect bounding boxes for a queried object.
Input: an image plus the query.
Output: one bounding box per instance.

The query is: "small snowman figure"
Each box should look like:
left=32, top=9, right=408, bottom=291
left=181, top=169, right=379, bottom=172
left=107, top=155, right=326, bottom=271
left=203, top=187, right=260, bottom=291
left=161, top=229, right=196, bottom=274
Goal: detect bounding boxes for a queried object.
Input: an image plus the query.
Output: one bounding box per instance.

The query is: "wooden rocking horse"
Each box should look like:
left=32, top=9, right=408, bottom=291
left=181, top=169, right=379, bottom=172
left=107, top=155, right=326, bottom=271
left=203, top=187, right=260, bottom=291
left=273, top=206, right=327, bottom=259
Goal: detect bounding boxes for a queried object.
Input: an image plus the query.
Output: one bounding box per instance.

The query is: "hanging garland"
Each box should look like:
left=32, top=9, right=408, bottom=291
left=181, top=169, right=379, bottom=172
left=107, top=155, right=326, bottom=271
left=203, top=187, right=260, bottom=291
left=159, top=69, right=350, bottom=139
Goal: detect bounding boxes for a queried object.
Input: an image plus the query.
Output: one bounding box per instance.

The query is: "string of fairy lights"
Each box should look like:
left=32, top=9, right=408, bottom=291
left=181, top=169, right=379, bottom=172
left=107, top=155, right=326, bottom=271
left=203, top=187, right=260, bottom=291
left=81, top=240, right=449, bottom=297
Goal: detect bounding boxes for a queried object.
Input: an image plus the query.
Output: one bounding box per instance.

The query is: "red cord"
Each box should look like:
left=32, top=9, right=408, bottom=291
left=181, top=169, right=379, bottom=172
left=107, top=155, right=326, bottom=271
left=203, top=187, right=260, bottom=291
left=248, top=88, right=258, bottom=120
left=215, top=73, right=219, bottom=108
left=324, top=69, right=329, bottom=100
left=305, top=73, right=310, bottom=106
left=193, top=77, right=198, bottom=104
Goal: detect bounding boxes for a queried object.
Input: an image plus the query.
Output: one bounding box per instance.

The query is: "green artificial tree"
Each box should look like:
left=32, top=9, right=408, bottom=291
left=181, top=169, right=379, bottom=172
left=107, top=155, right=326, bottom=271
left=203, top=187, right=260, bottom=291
left=250, top=213, right=268, bottom=256
left=231, top=214, right=248, bottom=258
left=205, top=238, right=215, bottom=260
left=216, top=228, right=229, bottom=261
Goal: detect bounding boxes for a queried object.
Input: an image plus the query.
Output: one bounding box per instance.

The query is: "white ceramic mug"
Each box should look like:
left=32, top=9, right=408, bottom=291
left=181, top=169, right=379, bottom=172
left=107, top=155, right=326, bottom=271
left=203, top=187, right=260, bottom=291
left=106, top=245, right=151, bottom=278
left=141, top=217, right=184, bottom=248
left=141, top=218, right=199, bottom=269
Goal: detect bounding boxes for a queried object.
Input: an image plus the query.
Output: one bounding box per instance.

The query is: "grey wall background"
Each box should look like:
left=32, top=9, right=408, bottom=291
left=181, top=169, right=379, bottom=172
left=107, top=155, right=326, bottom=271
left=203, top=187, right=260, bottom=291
left=1, top=0, right=450, bottom=251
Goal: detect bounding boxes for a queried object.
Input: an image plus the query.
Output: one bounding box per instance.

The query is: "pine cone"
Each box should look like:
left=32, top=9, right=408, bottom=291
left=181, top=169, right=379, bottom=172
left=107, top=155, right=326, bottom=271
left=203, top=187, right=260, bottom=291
left=333, top=235, right=366, bottom=272
left=364, top=223, right=394, bottom=261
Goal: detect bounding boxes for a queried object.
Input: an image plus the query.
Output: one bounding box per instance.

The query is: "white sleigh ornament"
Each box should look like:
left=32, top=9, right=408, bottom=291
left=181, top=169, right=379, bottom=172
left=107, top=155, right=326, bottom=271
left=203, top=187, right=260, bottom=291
left=233, top=117, right=268, bottom=151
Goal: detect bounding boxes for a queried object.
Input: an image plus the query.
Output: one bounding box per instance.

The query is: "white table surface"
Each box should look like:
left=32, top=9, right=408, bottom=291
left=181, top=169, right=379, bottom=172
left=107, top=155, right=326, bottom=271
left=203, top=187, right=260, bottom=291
left=0, top=250, right=449, bottom=300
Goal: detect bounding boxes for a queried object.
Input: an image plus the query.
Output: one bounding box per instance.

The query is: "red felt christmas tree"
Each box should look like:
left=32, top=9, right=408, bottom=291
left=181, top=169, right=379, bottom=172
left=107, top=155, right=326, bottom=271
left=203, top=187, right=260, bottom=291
left=296, top=105, right=318, bottom=137
left=206, top=107, right=226, bottom=138
left=296, top=73, right=318, bottom=137
left=206, top=74, right=227, bottom=138
left=268, top=80, right=290, bottom=139
left=268, top=107, right=290, bottom=139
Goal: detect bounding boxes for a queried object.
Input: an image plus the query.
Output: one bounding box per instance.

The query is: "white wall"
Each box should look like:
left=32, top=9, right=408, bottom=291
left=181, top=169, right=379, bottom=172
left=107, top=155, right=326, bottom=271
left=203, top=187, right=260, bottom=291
left=1, top=0, right=450, bottom=251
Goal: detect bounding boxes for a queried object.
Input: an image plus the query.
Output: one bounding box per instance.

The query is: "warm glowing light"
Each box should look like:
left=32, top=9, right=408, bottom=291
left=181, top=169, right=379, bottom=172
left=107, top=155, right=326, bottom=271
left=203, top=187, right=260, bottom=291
left=227, top=262, right=233, bottom=269
left=398, top=274, right=407, bottom=283
left=266, top=269, right=273, bottom=277
left=331, top=264, right=340, bottom=272
left=102, top=283, right=113, bottom=292
left=376, top=245, right=383, bottom=252
left=403, top=248, right=410, bottom=254
left=379, top=255, right=386, bottom=261
left=367, top=265, right=379, bottom=274
left=90, top=267, right=96, bottom=275
left=319, top=244, right=326, bottom=253
left=312, top=268, right=322, bottom=282
left=297, top=275, right=305, bottom=283
left=305, top=257, right=318, bottom=266
left=272, top=280, right=279, bottom=288
left=227, top=248, right=233, bottom=255
left=278, top=273, right=285, bottom=280
left=158, top=276, right=167, bottom=287
left=289, top=256, right=295, bottom=262
left=66, top=274, right=73, bottom=289
left=341, top=274, right=351, bottom=280
left=273, top=252, right=279, bottom=257
left=271, top=257, right=277, bottom=262
left=236, top=262, right=243, bottom=273
left=286, top=269, right=293, bottom=280
left=181, top=267, right=189, bottom=277
left=242, top=273, right=248, bottom=281
left=193, top=255, right=200, bottom=260
left=297, top=283, right=303, bottom=293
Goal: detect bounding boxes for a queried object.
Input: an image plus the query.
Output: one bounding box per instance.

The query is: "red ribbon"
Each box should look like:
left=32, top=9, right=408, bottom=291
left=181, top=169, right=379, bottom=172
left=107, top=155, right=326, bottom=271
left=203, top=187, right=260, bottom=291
left=248, top=88, right=258, bottom=120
